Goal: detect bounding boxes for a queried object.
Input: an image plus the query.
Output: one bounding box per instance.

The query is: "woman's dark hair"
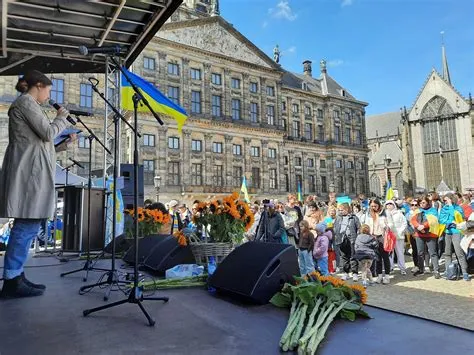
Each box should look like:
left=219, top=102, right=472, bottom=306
left=308, top=201, right=318, bottom=209
left=368, top=199, right=383, bottom=214
left=16, top=70, right=52, bottom=93
left=419, top=195, right=432, bottom=208
left=15, top=78, right=28, bottom=93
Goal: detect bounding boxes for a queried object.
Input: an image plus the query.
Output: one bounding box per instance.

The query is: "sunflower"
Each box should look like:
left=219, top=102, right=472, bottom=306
left=173, top=230, right=188, bottom=246
left=349, top=284, right=368, bottom=304
left=319, top=275, right=346, bottom=288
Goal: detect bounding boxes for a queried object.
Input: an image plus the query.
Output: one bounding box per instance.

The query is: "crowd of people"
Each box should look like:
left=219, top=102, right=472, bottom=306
left=146, top=190, right=473, bottom=289
left=241, top=191, right=474, bottom=287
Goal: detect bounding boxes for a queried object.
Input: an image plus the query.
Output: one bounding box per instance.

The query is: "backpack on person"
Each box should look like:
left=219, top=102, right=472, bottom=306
left=446, top=260, right=461, bottom=281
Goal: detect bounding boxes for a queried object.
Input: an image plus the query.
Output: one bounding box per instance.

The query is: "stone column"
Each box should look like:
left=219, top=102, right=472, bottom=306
left=203, top=62, right=212, bottom=118
left=261, top=139, right=268, bottom=192
left=204, top=133, right=214, bottom=186
left=181, top=57, right=190, bottom=113
left=242, top=72, right=249, bottom=122
left=182, top=129, right=192, bottom=186
left=223, top=68, right=231, bottom=118
left=243, top=137, right=251, bottom=180
left=287, top=149, right=293, bottom=192
left=157, top=51, right=167, bottom=83
left=157, top=126, right=168, bottom=187
left=224, top=134, right=233, bottom=189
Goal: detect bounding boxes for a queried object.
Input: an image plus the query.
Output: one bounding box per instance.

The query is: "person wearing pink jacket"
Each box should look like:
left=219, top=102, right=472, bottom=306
left=313, top=222, right=332, bottom=276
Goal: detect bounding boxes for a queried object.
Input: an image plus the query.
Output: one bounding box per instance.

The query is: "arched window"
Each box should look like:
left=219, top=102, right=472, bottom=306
left=421, top=96, right=461, bottom=190
left=370, top=173, right=381, bottom=197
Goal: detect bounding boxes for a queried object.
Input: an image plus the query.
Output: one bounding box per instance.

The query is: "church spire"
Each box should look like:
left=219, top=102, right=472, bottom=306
left=440, top=31, right=451, bottom=85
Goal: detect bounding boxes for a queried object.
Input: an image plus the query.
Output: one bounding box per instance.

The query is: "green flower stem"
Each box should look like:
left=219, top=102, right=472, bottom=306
left=307, top=301, right=349, bottom=354
left=279, top=299, right=299, bottom=347
left=298, top=302, right=334, bottom=345
left=289, top=304, right=308, bottom=350
left=297, top=298, right=323, bottom=354
left=281, top=302, right=304, bottom=351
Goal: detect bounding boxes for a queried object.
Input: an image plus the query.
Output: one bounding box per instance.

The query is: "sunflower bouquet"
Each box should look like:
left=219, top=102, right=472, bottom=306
left=191, top=192, right=254, bottom=244
left=270, top=271, right=370, bottom=354
left=124, top=207, right=171, bottom=238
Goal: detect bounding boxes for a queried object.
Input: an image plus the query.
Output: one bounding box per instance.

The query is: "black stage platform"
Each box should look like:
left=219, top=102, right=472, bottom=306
left=0, top=256, right=472, bottom=355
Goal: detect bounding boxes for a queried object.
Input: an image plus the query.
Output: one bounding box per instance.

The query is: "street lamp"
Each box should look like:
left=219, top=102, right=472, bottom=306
left=153, top=175, right=161, bottom=202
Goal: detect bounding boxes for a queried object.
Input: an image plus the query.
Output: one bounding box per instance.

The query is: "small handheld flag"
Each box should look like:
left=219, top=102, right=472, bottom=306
left=297, top=181, right=303, bottom=202
left=385, top=181, right=394, bottom=201
left=121, top=67, right=188, bottom=132
left=240, top=176, right=250, bottom=203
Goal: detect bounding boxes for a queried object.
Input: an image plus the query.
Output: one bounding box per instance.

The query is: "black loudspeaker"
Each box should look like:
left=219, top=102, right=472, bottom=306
left=209, top=242, right=300, bottom=304
left=103, top=234, right=132, bottom=254
left=120, top=163, right=144, bottom=209
left=62, top=186, right=106, bottom=252
left=123, top=235, right=169, bottom=265
left=143, top=237, right=195, bottom=274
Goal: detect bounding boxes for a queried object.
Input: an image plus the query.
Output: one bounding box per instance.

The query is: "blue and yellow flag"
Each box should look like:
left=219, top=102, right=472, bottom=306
left=240, top=176, right=250, bottom=203
left=121, top=67, right=188, bottom=132
left=385, top=181, right=394, bottom=201
left=297, top=181, right=303, bottom=202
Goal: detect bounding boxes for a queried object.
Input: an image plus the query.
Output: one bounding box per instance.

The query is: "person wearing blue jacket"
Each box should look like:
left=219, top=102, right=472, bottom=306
left=439, top=193, right=470, bottom=281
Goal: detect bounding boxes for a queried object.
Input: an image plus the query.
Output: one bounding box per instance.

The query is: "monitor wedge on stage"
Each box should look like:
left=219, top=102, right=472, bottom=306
left=143, top=237, right=195, bottom=274
left=208, top=242, right=300, bottom=304
left=122, top=235, right=169, bottom=265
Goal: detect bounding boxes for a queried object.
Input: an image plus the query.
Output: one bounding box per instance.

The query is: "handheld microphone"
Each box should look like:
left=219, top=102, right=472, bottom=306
left=48, top=100, right=76, bottom=126
left=78, top=45, right=123, bottom=56
left=69, top=158, right=84, bottom=169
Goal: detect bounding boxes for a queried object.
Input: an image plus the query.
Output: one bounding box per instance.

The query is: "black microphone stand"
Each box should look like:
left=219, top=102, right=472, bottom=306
left=78, top=77, right=132, bottom=300
left=60, top=116, right=111, bottom=280
left=62, top=163, right=75, bottom=186
left=83, top=57, right=168, bottom=326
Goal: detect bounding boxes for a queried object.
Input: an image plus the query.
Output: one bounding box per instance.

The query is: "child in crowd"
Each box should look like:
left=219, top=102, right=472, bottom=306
left=354, top=224, right=379, bottom=287
left=298, top=220, right=315, bottom=275
left=313, top=222, right=331, bottom=276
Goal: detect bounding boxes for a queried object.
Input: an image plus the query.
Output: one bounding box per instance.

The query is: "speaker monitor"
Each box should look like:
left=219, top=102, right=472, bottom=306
left=123, top=235, right=168, bottom=265
left=208, top=242, right=300, bottom=304
left=143, top=237, right=195, bottom=274
left=123, top=234, right=195, bottom=274
left=104, top=234, right=132, bottom=254
left=62, top=186, right=105, bottom=252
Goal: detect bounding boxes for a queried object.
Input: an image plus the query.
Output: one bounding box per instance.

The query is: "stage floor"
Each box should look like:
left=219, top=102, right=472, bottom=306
left=0, top=256, right=472, bottom=355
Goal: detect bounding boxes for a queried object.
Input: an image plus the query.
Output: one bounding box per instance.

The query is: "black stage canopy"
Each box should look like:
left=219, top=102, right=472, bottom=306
left=0, top=0, right=182, bottom=75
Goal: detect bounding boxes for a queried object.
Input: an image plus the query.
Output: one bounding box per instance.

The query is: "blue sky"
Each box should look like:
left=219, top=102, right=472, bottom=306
left=220, top=0, right=474, bottom=115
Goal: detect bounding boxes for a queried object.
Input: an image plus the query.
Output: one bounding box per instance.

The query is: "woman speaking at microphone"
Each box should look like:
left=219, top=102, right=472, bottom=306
left=0, top=70, right=73, bottom=298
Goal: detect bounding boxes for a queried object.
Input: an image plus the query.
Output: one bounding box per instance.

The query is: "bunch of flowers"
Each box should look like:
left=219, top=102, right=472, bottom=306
left=192, top=192, right=254, bottom=244
left=271, top=272, right=369, bottom=354
left=124, top=207, right=171, bottom=237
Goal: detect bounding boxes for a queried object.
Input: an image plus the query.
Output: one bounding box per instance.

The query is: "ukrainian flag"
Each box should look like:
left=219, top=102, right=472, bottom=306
left=297, top=181, right=303, bottom=202
left=385, top=181, right=394, bottom=201
left=121, top=67, right=188, bottom=132
left=240, top=176, right=250, bottom=203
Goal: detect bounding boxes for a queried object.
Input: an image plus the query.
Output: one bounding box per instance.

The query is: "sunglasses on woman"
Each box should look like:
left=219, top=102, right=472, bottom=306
left=411, top=203, right=418, bottom=206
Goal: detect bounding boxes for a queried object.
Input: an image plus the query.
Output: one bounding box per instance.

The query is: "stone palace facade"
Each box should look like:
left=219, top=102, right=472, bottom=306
left=0, top=1, right=369, bottom=203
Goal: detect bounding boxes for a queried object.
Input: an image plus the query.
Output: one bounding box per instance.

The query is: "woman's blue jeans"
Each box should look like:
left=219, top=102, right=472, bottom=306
left=3, top=218, right=42, bottom=280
